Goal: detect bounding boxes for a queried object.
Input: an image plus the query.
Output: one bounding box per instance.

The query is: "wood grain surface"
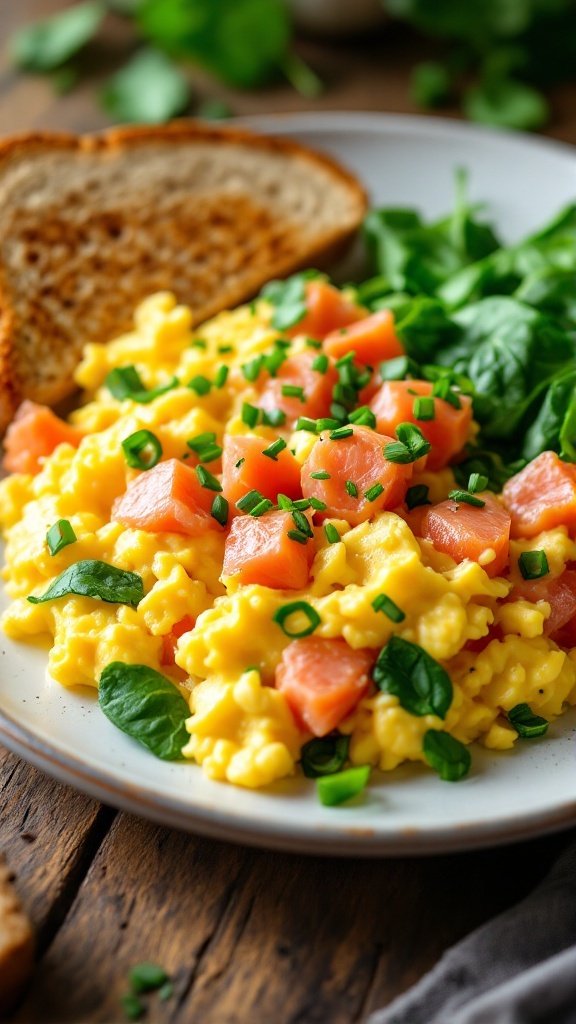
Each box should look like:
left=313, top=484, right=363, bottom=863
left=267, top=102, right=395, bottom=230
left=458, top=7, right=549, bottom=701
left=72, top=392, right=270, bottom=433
left=2, top=4, right=576, bottom=1023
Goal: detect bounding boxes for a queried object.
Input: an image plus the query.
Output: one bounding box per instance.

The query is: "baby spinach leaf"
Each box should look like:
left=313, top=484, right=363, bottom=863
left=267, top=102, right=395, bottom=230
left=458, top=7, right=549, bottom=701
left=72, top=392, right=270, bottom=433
left=464, top=78, right=549, bottom=131
left=373, top=635, right=453, bottom=719
left=99, top=662, right=189, bottom=760
left=27, top=560, right=144, bottom=608
left=393, top=296, right=461, bottom=361
left=10, top=1, right=105, bottom=72
left=507, top=703, right=549, bottom=739
left=522, top=370, right=576, bottom=462
left=423, top=730, right=471, bottom=782
left=101, top=48, right=190, bottom=124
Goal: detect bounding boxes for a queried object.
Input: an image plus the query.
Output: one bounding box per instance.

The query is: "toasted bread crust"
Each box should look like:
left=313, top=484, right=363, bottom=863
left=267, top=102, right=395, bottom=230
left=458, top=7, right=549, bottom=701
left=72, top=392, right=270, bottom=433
left=0, top=121, right=367, bottom=429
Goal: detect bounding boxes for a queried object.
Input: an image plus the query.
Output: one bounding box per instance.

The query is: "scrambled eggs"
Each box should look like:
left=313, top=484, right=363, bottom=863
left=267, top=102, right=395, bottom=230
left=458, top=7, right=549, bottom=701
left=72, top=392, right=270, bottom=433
left=2, top=290, right=576, bottom=792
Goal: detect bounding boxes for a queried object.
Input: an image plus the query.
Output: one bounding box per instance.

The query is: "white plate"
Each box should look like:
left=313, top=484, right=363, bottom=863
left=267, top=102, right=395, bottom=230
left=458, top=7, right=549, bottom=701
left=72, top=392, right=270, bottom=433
left=2, top=112, right=576, bottom=856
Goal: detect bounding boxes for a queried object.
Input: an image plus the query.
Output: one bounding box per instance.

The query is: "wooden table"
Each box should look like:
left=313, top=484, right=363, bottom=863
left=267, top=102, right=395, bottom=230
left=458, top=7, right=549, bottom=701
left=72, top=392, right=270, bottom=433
left=3, top=4, right=576, bottom=1022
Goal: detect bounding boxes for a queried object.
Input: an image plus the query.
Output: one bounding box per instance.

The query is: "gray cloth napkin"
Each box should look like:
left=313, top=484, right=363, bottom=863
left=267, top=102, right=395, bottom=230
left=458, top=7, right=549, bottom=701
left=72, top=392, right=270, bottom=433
left=368, top=839, right=576, bottom=1024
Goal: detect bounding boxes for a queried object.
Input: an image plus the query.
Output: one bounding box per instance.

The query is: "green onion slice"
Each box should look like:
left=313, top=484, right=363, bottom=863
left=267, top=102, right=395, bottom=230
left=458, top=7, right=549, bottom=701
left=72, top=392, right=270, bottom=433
left=241, top=402, right=260, bottom=428
left=311, top=470, right=330, bottom=480
left=236, top=489, right=265, bottom=513
left=187, top=375, right=212, bottom=396
left=372, top=593, right=405, bottom=623
left=121, top=429, right=163, bottom=470
left=317, top=764, right=371, bottom=806
left=262, top=439, right=287, bottom=461
left=507, top=703, right=549, bottom=738
left=364, top=482, right=384, bottom=502
left=518, top=550, right=549, bottom=580
left=195, top=465, right=222, bottom=492
left=311, top=354, right=329, bottom=374
left=301, top=735, right=350, bottom=778
left=105, top=365, right=178, bottom=404
left=273, top=601, right=321, bottom=638
left=324, top=523, right=340, bottom=544
left=413, top=396, right=435, bottom=421
left=448, top=489, right=486, bottom=508
left=281, top=384, right=305, bottom=401
left=211, top=494, right=229, bottom=527
left=345, top=480, right=358, bottom=497
left=329, top=426, right=353, bottom=441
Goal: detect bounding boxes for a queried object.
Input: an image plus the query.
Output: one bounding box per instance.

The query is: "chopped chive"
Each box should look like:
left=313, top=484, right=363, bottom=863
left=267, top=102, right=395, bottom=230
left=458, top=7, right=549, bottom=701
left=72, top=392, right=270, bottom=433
left=301, top=735, right=350, bottom=778
left=264, top=350, right=287, bottom=377
left=46, top=519, right=77, bottom=556
left=432, top=378, right=461, bottom=409
left=519, top=550, right=549, bottom=580
left=211, top=494, right=229, bottom=526
left=187, top=375, right=212, bottom=396
left=214, top=365, right=229, bottom=388
left=329, top=426, right=353, bottom=441
left=413, top=396, right=435, bottom=421
left=305, top=337, right=322, bottom=349
left=335, top=352, right=355, bottom=368
left=448, top=489, right=486, bottom=508
left=291, top=510, right=313, bottom=537
left=324, top=523, right=340, bottom=544
left=235, top=457, right=245, bottom=469
left=468, top=472, right=489, bottom=493
left=262, top=408, right=286, bottom=427
left=316, top=417, right=341, bottom=433
left=281, top=384, right=305, bottom=401
left=217, top=344, right=234, bottom=354
left=241, top=402, right=260, bottom=428
left=191, top=338, right=207, bottom=349
left=406, top=484, right=431, bottom=510
left=311, top=470, right=330, bottom=480
left=274, top=338, right=292, bottom=350
left=309, top=497, right=327, bottom=511
left=364, top=482, right=384, bottom=502
left=508, top=702, right=549, bottom=738
left=121, top=429, right=163, bottom=470
left=292, top=499, right=311, bottom=511
left=317, top=765, right=371, bottom=806
left=187, top=431, right=216, bottom=453
left=236, top=489, right=264, bottom=513
left=129, top=962, right=169, bottom=994
left=195, top=465, right=222, bottom=492
left=348, top=406, right=376, bottom=429
left=385, top=423, right=431, bottom=464
left=330, top=401, right=349, bottom=421
left=312, top=354, right=329, bottom=374
left=372, top=593, right=406, bottom=622
left=345, top=480, right=358, bottom=498
left=379, top=356, right=419, bottom=381
left=241, top=356, right=264, bottom=382
left=277, top=493, right=294, bottom=510
left=250, top=498, right=274, bottom=517
left=273, top=600, right=321, bottom=638
left=296, top=416, right=318, bottom=433
left=262, top=438, right=287, bottom=461
left=288, top=529, right=309, bottom=544
left=106, top=365, right=143, bottom=397
left=197, top=444, right=222, bottom=463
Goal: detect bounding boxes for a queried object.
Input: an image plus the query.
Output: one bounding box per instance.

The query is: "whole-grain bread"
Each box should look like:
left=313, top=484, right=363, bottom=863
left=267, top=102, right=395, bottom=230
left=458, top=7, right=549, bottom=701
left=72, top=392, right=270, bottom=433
left=0, top=120, right=367, bottom=431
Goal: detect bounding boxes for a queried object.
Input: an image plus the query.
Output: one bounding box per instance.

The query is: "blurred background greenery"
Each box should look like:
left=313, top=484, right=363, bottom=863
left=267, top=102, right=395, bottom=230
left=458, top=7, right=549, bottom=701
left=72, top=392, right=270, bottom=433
left=8, top=0, right=576, bottom=131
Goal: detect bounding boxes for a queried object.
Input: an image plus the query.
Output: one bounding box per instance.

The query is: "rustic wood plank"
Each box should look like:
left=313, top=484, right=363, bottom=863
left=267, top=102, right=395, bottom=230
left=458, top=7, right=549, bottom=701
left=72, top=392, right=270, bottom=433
left=13, top=805, right=569, bottom=1024
left=0, top=747, right=114, bottom=953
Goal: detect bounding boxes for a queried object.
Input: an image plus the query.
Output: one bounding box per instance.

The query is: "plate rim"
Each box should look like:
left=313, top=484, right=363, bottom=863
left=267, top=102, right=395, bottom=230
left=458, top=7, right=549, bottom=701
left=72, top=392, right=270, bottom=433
left=3, top=110, right=576, bottom=856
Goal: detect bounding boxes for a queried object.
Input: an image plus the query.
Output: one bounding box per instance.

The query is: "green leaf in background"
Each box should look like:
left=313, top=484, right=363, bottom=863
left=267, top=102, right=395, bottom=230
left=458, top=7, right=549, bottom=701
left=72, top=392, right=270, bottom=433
left=521, top=370, right=576, bottom=462
left=101, top=48, right=191, bottom=123
left=137, top=0, right=291, bottom=88
left=410, top=61, right=452, bottom=107
left=99, top=662, right=189, bottom=760
left=463, top=77, right=549, bottom=130
left=10, top=1, right=105, bottom=72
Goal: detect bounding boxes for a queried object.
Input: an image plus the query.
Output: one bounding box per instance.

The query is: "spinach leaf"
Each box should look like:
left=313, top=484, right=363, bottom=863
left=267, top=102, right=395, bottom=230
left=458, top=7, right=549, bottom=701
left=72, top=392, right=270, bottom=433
left=372, top=635, right=453, bottom=719
left=101, top=48, right=190, bottom=123
left=10, top=1, right=105, bottom=72
left=464, top=78, right=549, bottom=131
left=522, top=370, right=576, bottom=462
left=99, top=662, right=189, bottom=760
left=393, top=296, right=461, bottom=361
left=27, top=560, right=144, bottom=608
left=423, top=730, right=471, bottom=782
left=507, top=703, right=549, bottom=739
left=438, top=297, right=575, bottom=439
left=261, top=271, right=321, bottom=332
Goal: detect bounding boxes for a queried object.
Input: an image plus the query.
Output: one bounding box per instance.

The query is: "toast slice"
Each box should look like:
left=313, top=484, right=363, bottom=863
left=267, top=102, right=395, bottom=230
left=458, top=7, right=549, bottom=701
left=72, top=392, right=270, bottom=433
left=0, top=120, right=367, bottom=432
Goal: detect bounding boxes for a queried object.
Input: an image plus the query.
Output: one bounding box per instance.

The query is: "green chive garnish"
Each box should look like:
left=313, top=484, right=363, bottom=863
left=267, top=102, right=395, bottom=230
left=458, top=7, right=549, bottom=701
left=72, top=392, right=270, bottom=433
left=187, top=431, right=216, bottom=453
left=273, top=601, right=321, bottom=637
left=345, top=480, right=358, bottom=497
left=191, top=338, right=207, bottom=349
left=316, top=765, right=371, bottom=806
left=448, top=489, right=486, bottom=508
left=121, top=429, right=163, bottom=470
left=287, top=529, right=309, bottom=544
left=241, top=403, right=260, bottom=428
left=364, top=482, right=384, bottom=502
left=312, top=354, right=329, bottom=374
left=406, top=484, right=431, bottom=510
left=250, top=498, right=274, bottom=517
left=432, top=378, right=461, bottom=408
left=309, top=497, right=327, bottom=511
left=301, top=735, right=350, bottom=778
left=277, top=493, right=294, bottom=510
left=296, top=416, right=317, bottom=433
left=316, top=418, right=341, bottom=433
left=105, top=365, right=143, bottom=398
left=281, top=385, right=305, bottom=401
left=324, top=523, right=340, bottom=544
left=214, top=366, right=229, bottom=388
left=262, top=439, right=287, bottom=461
left=195, top=465, right=222, bottom=492
left=291, top=510, right=313, bottom=537
left=413, top=396, right=435, bottom=421
left=379, top=356, right=419, bottom=381
left=305, top=337, right=322, bottom=349
left=292, top=499, right=311, bottom=511
left=262, top=408, right=286, bottom=427
left=46, top=519, right=77, bottom=556
left=217, top=344, right=234, bottom=354
left=329, top=426, right=353, bottom=441
left=508, top=703, right=549, bottom=738
left=187, top=375, right=212, bottom=396
left=384, top=423, right=431, bottom=465
left=468, top=472, right=489, bottom=493
left=235, top=457, right=245, bottom=469
left=241, top=356, right=264, bottom=382
left=519, top=550, right=549, bottom=580
left=348, top=406, right=376, bottom=429
left=236, top=489, right=264, bottom=513
left=372, top=593, right=405, bottom=622
left=311, top=470, right=330, bottom=480
left=211, top=494, right=229, bottom=526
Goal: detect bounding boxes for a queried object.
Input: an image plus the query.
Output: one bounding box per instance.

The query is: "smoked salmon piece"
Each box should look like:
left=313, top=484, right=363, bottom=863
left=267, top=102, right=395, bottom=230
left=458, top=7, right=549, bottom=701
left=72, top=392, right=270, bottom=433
left=369, top=380, right=472, bottom=470
left=287, top=280, right=365, bottom=339
left=419, top=492, right=511, bottom=577
left=502, top=451, right=576, bottom=538
left=222, top=509, right=315, bottom=589
left=3, top=400, right=83, bottom=475
left=112, top=458, right=215, bottom=536
left=257, top=350, right=338, bottom=427
left=323, top=310, right=404, bottom=366
left=222, top=434, right=302, bottom=512
left=275, top=637, right=373, bottom=736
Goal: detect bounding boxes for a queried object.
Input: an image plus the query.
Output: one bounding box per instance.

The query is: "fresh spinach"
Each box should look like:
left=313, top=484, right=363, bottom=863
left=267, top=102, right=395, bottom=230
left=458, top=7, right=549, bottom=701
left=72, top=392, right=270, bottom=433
left=522, top=371, right=576, bottom=463
left=101, top=48, right=190, bottom=124
left=99, top=662, right=189, bottom=760
left=423, top=730, right=471, bottom=782
left=507, top=703, right=549, bottom=739
left=261, top=272, right=321, bottom=332
left=373, top=636, right=453, bottom=719
left=27, top=560, right=144, bottom=608
left=10, top=1, right=105, bottom=72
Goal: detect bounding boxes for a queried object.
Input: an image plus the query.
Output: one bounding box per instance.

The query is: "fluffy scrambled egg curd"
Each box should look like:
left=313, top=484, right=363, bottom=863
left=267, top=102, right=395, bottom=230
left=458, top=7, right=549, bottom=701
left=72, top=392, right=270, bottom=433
left=2, top=283, right=576, bottom=798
